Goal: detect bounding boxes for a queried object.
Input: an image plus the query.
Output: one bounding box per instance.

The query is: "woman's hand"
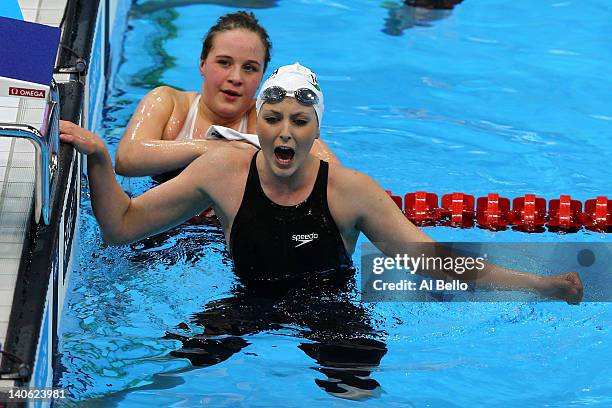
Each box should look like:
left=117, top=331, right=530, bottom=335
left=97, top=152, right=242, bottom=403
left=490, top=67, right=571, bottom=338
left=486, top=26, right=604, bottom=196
left=59, top=120, right=108, bottom=157
left=535, top=272, right=583, bottom=304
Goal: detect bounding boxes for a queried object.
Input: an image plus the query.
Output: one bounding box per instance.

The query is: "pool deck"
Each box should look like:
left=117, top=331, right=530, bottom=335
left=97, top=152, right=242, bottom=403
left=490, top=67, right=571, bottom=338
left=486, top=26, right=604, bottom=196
left=0, top=0, right=66, bottom=360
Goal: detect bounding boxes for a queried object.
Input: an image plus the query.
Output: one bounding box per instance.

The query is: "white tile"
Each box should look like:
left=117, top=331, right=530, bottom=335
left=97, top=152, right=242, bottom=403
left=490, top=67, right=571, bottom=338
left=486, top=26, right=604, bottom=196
left=0, top=290, right=15, bottom=306
left=17, top=0, right=41, bottom=8
left=0, top=243, right=23, bottom=259
left=0, top=106, right=19, bottom=122
left=0, top=97, right=20, bottom=108
left=39, top=6, right=65, bottom=12
left=36, top=9, right=63, bottom=25
left=10, top=152, right=36, bottom=168
left=0, top=212, right=29, bottom=229
left=0, top=258, right=20, bottom=270
left=0, top=272, right=18, bottom=289
left=7, top=167, right=35, bottom=183
left=0, top=306, right=11, bottom=320
left=3, top=182, right=34, bottom=198
left=0, top=322, right=8, bottom=343
left=21, top=9, right=38, bottom=22
left=42, top=0, right=67, bottom=8
left=22, top=98, right=46, bottom=111
left=20, top=105, right=46, bottom=115
left=0, top=153, right=9, bottom=167
left=13, top=139, right=35, bottom=153
left=0, top=139, right=12, bottom=152
left=0, top=227, right=26, bottom=243
left=37, top=8, right=63, bottom=18
left=18, top=6, right=38, bottom=13
left=18, top=109, right=45, bottom=127
left=1, top=197, right=32, bottom=213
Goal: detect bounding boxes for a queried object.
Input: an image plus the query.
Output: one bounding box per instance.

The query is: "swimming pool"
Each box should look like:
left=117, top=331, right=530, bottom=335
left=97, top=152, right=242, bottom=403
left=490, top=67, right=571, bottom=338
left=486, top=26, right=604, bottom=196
left=58, top=1, right=612, bottom=406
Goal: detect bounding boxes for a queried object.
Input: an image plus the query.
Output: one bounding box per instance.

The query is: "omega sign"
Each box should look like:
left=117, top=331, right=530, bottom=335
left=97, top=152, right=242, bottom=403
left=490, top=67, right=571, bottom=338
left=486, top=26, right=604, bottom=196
left=8, top=87, right=46, bottom=98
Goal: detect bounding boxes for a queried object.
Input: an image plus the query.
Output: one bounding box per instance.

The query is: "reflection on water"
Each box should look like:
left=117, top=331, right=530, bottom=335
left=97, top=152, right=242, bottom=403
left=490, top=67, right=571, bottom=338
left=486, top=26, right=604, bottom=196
left=404, top=0, right=464, bottom=9
left=129, top=223, right=225, bottom=266
left=382, top=0, right=464, bottom=35
left=167, top=279, right=388, bottom=400
left=131, top=0, right=278, bottom=16
left=125, top=217, right=389, bottom=400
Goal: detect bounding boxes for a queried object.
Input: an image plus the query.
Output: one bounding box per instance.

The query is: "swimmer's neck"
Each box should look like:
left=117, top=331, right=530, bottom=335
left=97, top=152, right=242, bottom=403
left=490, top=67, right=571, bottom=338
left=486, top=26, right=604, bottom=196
left=198, top=95, right=245, bottom=130
left=256, top=154, right=319, bottom=201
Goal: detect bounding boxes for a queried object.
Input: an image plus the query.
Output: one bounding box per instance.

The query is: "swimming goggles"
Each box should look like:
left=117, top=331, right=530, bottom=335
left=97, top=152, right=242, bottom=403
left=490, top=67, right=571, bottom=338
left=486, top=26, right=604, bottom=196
left=260, top=86, right=319, bottom=107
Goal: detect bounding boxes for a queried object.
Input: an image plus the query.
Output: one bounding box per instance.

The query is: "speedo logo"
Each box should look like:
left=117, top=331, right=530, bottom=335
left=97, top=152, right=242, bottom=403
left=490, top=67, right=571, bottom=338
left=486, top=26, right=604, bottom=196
left=292, top=232, right=318, bottom=248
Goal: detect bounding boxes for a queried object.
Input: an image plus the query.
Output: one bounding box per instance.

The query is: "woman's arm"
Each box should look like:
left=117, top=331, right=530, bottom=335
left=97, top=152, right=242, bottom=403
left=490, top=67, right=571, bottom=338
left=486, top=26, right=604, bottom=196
left=345, top=171, right=583, bottom=303
left=61, top=121, right=212, bottom=244
left=115, top=87, right=214, bottom=176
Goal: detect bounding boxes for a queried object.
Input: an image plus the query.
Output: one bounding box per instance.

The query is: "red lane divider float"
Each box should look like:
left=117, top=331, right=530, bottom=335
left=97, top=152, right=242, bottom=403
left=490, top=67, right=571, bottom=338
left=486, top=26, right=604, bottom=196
left=512, top=194, right=547, bottom=232
left=477, top=193, right=511, bottom=231
left=548, top=195, right=582, bottom=232
left=386, top=191, right=612, bottom=233
left=441, top=192, right=475, bottom=228
left=403, top=191, right=439, bottom=226
left=583, top=196, right=612, bottom=232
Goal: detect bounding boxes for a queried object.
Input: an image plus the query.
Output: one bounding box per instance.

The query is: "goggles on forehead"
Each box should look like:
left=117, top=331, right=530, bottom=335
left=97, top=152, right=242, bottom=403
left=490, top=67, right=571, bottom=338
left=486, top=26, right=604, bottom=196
left=260, top=86, right=319, bottom=107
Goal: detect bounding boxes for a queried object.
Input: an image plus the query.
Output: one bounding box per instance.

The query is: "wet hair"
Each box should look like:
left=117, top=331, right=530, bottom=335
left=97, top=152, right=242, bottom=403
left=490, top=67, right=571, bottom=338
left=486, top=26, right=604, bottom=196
left=201, top=11, right=272, bottom=70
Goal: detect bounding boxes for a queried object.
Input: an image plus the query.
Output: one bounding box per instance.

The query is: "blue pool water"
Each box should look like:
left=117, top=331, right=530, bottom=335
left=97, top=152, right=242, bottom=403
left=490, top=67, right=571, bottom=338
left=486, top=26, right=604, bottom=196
left=59, top=1, right=612, bottom=406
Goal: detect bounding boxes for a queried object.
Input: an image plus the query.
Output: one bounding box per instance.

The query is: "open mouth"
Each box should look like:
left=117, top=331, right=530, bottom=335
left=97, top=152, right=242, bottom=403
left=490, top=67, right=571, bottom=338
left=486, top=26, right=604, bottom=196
left=221, top=89, right=241, bottom=97
left=274, top=146, right=295, bottom=166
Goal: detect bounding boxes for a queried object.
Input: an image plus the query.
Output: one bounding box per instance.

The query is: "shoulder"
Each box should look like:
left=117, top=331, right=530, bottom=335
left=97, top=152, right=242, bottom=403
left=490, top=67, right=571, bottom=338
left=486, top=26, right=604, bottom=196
left=146, top=86, right=194, bottom=99
left=143, top=86, right=177, bottom=102
left=325, top=162, right=385, bottom=243
left=327, top=162, right=389, bottom=220
left=133, top=86, right=176, bottom=117
left=184, top=146, right=255, bottom=200
left=328, top=162, right=379, bottom=195
left=140, top=87, right=196, bottom=110
left=190, top=143, right=255, bottom=176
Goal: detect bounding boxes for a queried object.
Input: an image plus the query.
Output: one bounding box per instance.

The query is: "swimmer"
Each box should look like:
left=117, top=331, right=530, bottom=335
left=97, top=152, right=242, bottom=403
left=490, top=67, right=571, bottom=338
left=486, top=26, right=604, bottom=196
left=60, top=63, right=582, bottom=304
left=115, top=11, right=337, bottom=178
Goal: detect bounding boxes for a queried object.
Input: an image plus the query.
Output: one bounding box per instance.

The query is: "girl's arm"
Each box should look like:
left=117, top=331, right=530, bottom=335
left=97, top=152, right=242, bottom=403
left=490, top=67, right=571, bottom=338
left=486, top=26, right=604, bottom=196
left=115, top=87, right=214, bottom=176
left=342, top=170, right=583, bottom=303
left=61, top=120, right=212, bottom=244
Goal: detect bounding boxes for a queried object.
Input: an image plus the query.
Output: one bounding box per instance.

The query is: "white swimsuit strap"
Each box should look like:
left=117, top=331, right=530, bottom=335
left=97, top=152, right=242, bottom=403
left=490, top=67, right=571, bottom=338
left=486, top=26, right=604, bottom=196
left=175, top=94, right=200, bottom=140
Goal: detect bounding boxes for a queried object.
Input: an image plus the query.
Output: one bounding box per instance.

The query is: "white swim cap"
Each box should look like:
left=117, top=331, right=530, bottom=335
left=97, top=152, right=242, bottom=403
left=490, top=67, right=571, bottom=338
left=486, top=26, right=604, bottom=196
left=256, top=63, right=324, bottom=127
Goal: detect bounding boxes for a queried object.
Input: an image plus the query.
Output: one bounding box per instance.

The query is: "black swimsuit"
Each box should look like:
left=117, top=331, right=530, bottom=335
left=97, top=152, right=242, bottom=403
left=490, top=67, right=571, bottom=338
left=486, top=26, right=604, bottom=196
left=230, top=152, right=354, bottom=285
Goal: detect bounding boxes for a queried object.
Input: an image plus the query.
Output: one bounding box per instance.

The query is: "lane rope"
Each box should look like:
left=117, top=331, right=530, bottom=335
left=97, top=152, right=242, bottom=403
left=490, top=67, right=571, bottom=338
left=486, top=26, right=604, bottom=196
left=386, top=191, right=612, bottom=233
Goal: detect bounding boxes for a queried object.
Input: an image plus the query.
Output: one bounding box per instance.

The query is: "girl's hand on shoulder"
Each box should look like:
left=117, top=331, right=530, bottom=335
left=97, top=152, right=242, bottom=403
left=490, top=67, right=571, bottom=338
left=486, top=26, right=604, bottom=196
left=59, top=120, right=108, bottom=157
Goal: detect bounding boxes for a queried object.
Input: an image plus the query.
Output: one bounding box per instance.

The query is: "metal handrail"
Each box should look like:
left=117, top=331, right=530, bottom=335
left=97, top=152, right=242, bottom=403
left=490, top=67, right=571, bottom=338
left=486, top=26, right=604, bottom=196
left=0, top=80, right=60, bottom=225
